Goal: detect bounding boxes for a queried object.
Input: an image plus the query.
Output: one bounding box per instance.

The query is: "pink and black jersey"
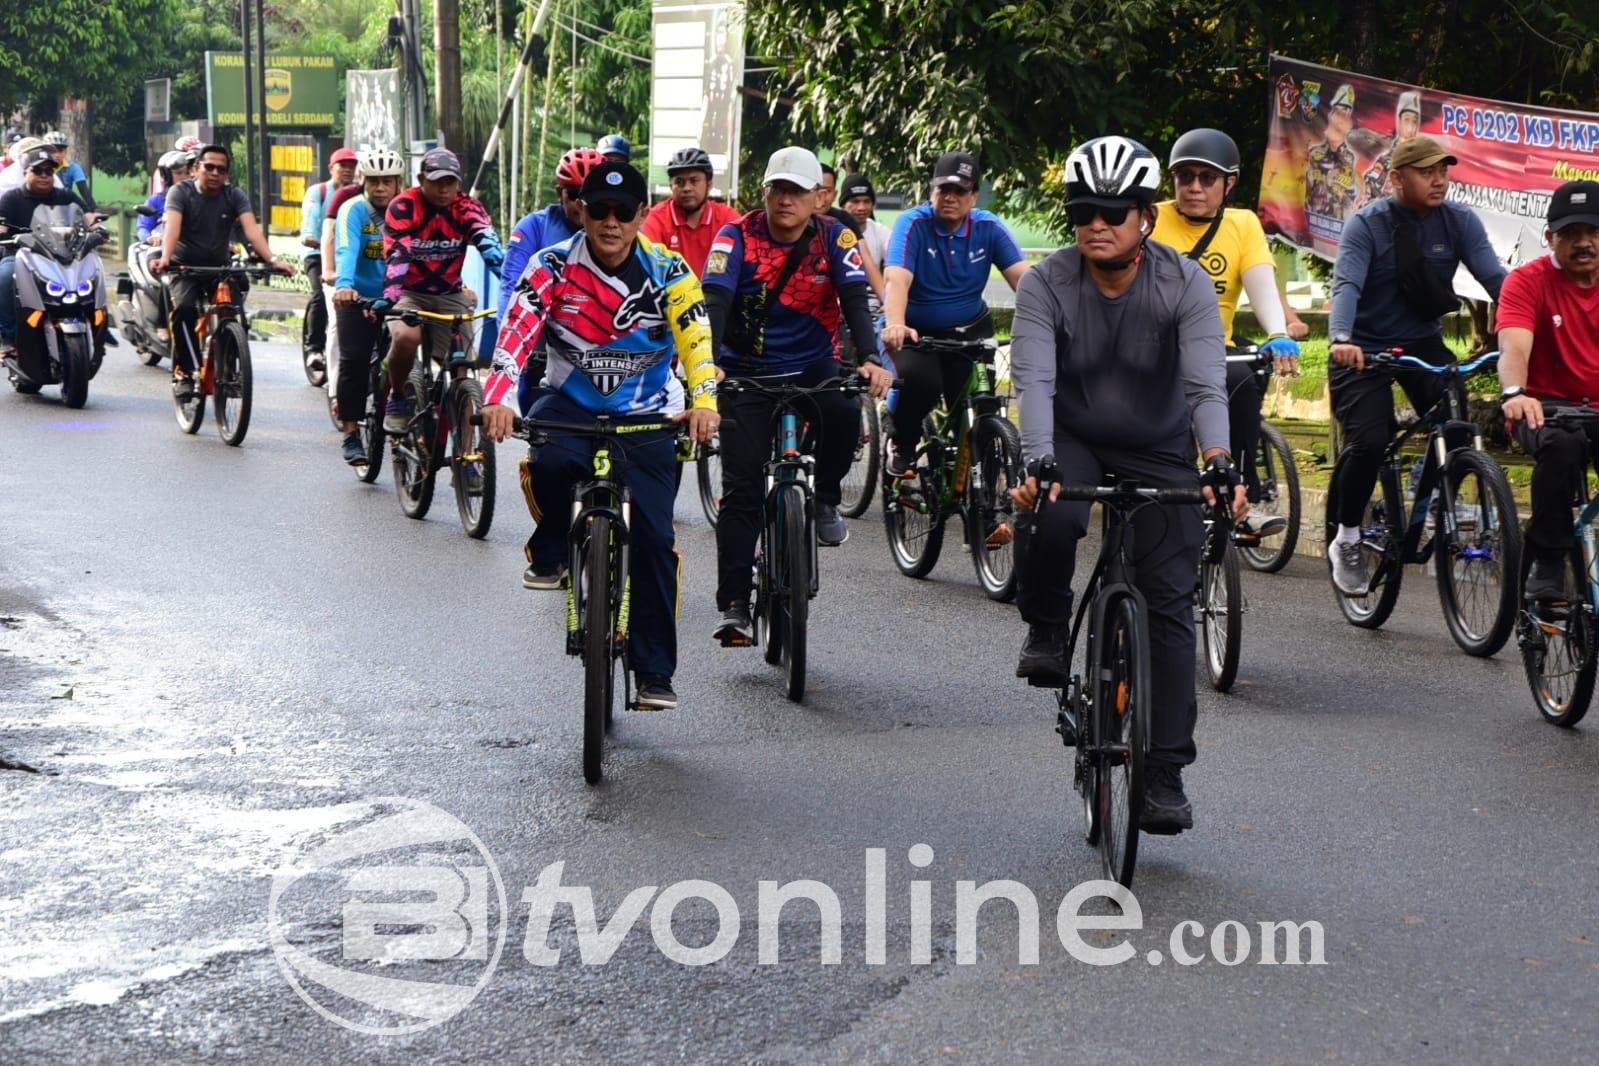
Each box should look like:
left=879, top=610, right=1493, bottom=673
left=382, top=187, right=501, bottom=301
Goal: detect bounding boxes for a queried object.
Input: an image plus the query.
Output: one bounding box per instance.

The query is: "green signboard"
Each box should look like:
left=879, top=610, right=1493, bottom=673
left=205, top=51, right=338, bottom=128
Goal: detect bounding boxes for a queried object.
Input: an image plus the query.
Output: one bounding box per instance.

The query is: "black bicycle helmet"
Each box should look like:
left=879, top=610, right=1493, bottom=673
left=1168, top=128, right=1240, bottom=175
left=666, top=147, right=713, bottom=178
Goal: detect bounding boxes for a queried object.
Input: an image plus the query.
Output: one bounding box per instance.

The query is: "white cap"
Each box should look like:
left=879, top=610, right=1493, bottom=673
left=762, top=146, right=823, bottom=190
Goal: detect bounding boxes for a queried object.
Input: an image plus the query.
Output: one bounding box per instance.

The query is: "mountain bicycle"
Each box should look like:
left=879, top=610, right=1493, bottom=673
left=1197, top=508, right=1243, bottom=692
left=382, top=305, right=498, bottom=538
left=301, top=286, right=327, bottom=387
left=882, top=336, right=1024, bottom=601
left=1517, top=403, right=1599, bottom=727
left=166, top=262, right=274, bottom=446
left=719, top=375, right=873, bottom=702
left=1226, top=347, right=1301, bottom=572
left=484, top=411, right=685, bottom=784
left=1027, top=466, right=1221, bottom=887
left=1324, top=350, right=1520, bottom=656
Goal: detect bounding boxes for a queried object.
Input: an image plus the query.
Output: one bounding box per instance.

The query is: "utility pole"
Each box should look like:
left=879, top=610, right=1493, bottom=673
left=434, top=0, right=463, bottom=149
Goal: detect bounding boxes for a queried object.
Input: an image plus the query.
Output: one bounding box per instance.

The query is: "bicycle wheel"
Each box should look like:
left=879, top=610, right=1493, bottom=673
left=450, top=378, right=496, bottom=538
left=173, top=351, right=206, bottom=434
left=213, top=321, right=252, bottom=446
left=697, top=436, right=723, bottom=527
left=1095, top=595, right=1149, bottom=888
left=393, top=368, right=436, bottom=519
left=359, top=359, right=387, bottom=484
left=1199, top=539, right=1243, bottom=692
left=761, top=492, right=785, bottom=667
left=1519, top=546, right=1597, bottom=727
left=1239, top=422, right=1301, bottom=572
left=582, top=513, right=614, bottom=784
left=838, top=398, right=880, bottom=518
left=301, top=297, right=326, bottom=387
left=968, top=414, right=1023, bottom=601
left=883, top=424, right=946, bottom=578
left=1326, top=454, right=1403, bottom=629
left=1435, top=449, right=1521, bottom=657
left=779, top=485, right=809, bottom=702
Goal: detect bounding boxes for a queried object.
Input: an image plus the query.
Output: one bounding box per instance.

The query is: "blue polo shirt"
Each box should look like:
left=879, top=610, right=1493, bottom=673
left=886, top=203, right=1025, bottom=331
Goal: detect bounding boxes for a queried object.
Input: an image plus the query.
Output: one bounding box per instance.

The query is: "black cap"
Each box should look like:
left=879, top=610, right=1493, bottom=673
left=1548, top=180, right=1599, bottom=232
left=931, top=151, right=978, bottom=192
left=839, top=173, right=875, bottom=202
left=580, top=161, right=647, bottom=210
left=420, top=147, right=463, bottom=181
left=20, top=147, right=55, bottom=171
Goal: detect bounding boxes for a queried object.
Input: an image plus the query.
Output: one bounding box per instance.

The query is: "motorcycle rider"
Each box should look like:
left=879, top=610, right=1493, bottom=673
left=0, top=147, right=84, bottom=350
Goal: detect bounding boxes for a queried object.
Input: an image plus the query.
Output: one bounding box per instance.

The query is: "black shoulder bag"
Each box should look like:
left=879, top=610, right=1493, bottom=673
left=1390, top=203, right=1461, bottom=319
left=726, top=219, right=816, bottom=357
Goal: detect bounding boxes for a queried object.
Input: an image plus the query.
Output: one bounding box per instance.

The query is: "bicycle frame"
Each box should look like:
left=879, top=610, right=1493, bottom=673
left=564, top=443, right=634, bottom=660
left=905, top=343, right=1008, bottom=509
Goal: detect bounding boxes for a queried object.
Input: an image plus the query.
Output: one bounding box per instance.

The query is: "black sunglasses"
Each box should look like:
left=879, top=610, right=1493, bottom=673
left=1067, top=202, right=1133, bottom=227
left=28, top=165, right=56, bottom=176
left=1173, top=168, right=1223, bottom=188
left=584, top=201, right=638, bottom=223
left=200, top=162, right=230, bottom=174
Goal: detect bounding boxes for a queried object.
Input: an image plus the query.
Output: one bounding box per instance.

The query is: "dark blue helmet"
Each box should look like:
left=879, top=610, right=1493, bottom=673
left=598, top=133, right=631, bottom=160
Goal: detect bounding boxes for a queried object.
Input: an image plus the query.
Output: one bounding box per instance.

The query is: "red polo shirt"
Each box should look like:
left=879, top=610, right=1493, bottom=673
left=1495, top=254, right=1599, bottom=403
left=641, top=197, right=741, bottom=277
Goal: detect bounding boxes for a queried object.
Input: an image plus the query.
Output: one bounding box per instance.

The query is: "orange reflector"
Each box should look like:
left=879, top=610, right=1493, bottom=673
left=26, top=310, right=43, bottom=328
left=215, top=282, right=232, bottom=303
left=94, top=309, right=105, bottom=327
left=1116, top=681, right=1130, bottom=715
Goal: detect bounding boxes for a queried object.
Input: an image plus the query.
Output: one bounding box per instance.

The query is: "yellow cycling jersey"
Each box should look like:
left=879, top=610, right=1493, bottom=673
left=1150, top=202, right=1275, bottom=346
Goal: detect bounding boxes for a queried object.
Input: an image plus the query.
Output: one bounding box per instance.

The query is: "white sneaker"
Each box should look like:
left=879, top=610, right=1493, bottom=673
left=1328, top=539, right=1371, bottom=596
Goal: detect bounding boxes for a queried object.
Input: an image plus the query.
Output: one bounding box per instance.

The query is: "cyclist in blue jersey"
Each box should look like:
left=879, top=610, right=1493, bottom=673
left=42, top=132, right=95, bottom=212
left=299, top=148, right=359, bottom=369
left=331, top=148, right=406, bottom=466
left=700, top=146, right=893, bottom=645
left=497, top=147, right=605, bottom=326
left=882, top=151, right=1030, bottom=475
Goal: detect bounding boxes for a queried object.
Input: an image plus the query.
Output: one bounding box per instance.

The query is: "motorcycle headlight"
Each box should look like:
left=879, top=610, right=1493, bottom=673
left=77, top=280, right=93, bottom=297
left=45, top=280, right=66, bottom=298
left=61, top=293, right=78, bottom=304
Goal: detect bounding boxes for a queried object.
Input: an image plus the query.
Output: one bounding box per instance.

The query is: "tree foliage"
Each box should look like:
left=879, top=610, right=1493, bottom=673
left=0, top=0, right=179, bottom=124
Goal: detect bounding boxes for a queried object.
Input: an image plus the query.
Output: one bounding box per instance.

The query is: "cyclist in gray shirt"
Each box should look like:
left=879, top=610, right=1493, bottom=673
left=1009, top=136, right=1244, bottom=834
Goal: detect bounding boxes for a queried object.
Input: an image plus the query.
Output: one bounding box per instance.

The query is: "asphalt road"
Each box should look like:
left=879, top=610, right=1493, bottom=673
left=3, top=342, right=1598, bottom=1063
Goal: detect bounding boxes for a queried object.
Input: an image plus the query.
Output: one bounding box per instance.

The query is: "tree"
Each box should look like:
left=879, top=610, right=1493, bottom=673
left=0, top=0, right=179, bottom=131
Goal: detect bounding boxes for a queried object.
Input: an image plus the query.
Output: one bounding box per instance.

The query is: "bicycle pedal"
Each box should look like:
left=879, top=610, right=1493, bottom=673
left=985, top=522, right=1014, bottom=549
left=457, top=451, right=485, bottom=464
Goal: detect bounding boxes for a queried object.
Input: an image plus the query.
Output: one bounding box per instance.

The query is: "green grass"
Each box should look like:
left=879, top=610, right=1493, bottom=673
left=91, top=171, right=152, bottom=209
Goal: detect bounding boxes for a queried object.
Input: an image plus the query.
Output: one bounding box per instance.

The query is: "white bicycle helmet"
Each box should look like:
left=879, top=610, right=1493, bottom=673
left=42, top=130, right=68, bottom=149
left=1064, top=136, right=1161, bottom=205
left=357, top=147, right=405, bottom=179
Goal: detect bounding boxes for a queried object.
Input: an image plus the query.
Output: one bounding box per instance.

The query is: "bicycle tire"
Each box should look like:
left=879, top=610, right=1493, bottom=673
left=394, top=367, right=436, bottom=519
left=59, top=331, right=91, bottom=409
left=1239, top=422, right=1300, bottom=572
left=1519, top=546, right=1597, bottom=727
left=1435, top=449, right=1520, bottom=657
left=761, top=490, right=784, bottom=667
left=1326, top=452, right=1404, bottom=629
left=1200, top=540, right=1243, bottom=692
left=450, top=378, right=496, bottom=538
left=838, top=398, right=880, bottom=518
left=583, top=513, right=613, bottom=784
left=359, top=359, right=387, bottom=484
left=1096, top=595, right=1149, bottom=888
left=697, top=436, right=722, bottom=528
left=883, top=422, right=946, bottom=578
left=214, top=320, right=252, bottom=446
left=173, top=352, right=206, bottom=435
left=968, top=414, right=1022, bottom=601
left=301, top=298, right=327, bottom=387
left=780, top=486, right=809, bottom=702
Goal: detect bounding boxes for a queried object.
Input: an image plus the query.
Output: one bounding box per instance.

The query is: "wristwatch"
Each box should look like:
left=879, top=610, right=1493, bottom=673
left=1500, top=385, right=1527, bottom=401
left=1331, top=333, right=1352, bottom=345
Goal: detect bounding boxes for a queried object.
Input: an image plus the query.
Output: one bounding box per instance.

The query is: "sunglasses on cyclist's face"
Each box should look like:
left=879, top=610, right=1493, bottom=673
left=28, top=165, right=56, bottom=177
left=584, top=200, right=638, bottom=223
left=1173, top=168, right=1223, bottom=188
left=1067, top=202, right=1134, bottom=228
left=200, top=162, right=229, bottom=174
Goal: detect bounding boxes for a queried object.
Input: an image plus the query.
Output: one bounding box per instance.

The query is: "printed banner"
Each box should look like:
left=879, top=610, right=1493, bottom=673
left=346, top=69, right=402, bottom=154
left=267, top=134, right=319, bottom=236
left=206, top=52, right=339, bottom=128
left=649, top=0, right=744, bottom=199
left=1259, top=54, right=1599, bottom=284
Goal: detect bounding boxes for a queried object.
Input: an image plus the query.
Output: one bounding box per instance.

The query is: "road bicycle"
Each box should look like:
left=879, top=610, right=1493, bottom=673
left=718, top=376, right=873, bottom=702
left=380, top=305, right=498, bottom=538
left=1027, top=468, right=1221, bottom=887
left=882, top=336, right=1023, bottom=601
left=166, top=262, right=274, bottom=446
left=1518, top=403, right=1599, bottom=727
left=486, top=411, right=685, bottom=784
left=1324, top=350, right=1520, bottom=656
left=1226, top=347, right=1301, bottom=572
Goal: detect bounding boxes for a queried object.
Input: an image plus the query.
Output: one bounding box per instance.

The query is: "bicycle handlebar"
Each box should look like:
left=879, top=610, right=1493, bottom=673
left=905, top=336, right=999, bottom=358
left=350, top=299, right=495, bottom=328
left=1365, top=350, right=1500, bottom=375
left=469, top=412, right=683, bottom=442
left=165, top=262, right=277, bottom=279
left=1541, top=402, right=1599, bottom=426
left=1056, top=484, right=1208, bottom=505
left=717, top=375, right=894, bottom=399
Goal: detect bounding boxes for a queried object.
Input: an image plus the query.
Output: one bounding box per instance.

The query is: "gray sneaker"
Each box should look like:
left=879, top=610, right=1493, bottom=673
left=1328, top=539, right=1371, bottom=596
left=522, top=564, right=568, bottom=590
left=816, top=503, right=847, bottom=546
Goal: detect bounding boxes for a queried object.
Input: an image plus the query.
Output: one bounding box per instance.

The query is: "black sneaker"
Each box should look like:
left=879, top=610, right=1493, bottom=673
left=816, top=503, right=847, bottom=546
left=1015, top=624, right=1069, bottom=684
left=1140, top=763, right=1193, bottom=835
left=522, top=563, right=568, bottom=590
left=714, top=604, right=755, bottom=647
left=342, top=431, right=367, bottom=466
left=886, top=445, right=916, bottom=480
left=635, top=674, right=677, bottom=711
left=171, top=372, right=196, bottom=402
left=1526, top=557, right=1570, bottom=602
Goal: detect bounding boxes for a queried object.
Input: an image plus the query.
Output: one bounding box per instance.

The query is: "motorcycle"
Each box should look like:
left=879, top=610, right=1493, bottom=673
left=3, top=202, right=109, bottom=407
left=113, top=205, right=172, bottom=367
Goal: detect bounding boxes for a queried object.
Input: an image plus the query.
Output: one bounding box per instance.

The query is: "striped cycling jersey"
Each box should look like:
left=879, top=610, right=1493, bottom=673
left=485, top=233, right=716, bottom=417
